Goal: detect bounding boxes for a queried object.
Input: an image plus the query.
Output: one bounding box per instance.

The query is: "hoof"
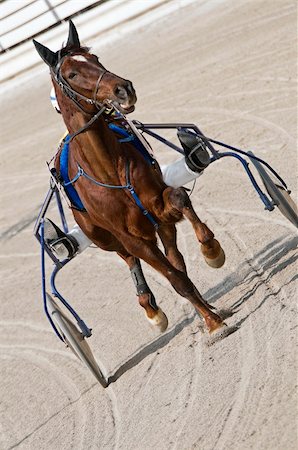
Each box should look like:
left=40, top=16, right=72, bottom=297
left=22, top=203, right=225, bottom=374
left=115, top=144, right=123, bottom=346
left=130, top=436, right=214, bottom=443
left=147, top=307, right=168, bottom=332
left=205, top=324, right=239, bottom=346
left=204, top=311, right=227, bottom=333
left=204, top=246, right=225, bottom=268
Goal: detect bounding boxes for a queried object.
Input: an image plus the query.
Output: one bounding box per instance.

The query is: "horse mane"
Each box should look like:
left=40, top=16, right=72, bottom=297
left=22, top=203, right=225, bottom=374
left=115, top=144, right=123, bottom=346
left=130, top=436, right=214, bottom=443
left=59, top=45, right=90, bottom=57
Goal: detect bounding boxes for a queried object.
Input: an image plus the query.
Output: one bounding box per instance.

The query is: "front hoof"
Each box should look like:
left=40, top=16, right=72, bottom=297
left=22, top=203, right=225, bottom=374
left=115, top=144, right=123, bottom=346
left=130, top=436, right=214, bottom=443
left=147, top=307, right=168, bottom=332
left=203, top=245, right=225, bottom=268
left=204, top=310, right=227, bottom=333
left=205, top=324, right=239, bottom=346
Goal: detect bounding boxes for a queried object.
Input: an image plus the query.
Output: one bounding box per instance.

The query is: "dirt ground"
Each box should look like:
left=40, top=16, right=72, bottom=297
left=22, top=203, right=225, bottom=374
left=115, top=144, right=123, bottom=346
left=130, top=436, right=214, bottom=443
left=0, top=1, right=297, bottom=449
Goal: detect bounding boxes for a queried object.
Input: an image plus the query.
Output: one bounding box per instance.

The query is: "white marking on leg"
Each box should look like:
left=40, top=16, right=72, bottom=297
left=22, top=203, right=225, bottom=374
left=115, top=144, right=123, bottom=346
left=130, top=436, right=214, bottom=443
left=146, top=307, right=168, bottom=332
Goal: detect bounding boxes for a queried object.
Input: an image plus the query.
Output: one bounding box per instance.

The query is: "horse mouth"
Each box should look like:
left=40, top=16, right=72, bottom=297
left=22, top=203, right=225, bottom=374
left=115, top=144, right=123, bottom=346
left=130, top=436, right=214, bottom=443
left=118, top=103, right=135, bottom=114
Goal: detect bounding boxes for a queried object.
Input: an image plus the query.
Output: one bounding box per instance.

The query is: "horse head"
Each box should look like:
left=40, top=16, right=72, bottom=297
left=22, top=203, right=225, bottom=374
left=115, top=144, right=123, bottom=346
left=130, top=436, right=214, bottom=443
left=33, top=21, right=137, bottom=114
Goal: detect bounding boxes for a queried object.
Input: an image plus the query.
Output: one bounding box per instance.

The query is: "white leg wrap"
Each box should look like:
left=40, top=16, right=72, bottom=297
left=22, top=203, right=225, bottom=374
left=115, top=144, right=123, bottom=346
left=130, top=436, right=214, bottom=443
left=68, top=224, right=92, bottom=253
left=161, top=158, right=203, bottom=188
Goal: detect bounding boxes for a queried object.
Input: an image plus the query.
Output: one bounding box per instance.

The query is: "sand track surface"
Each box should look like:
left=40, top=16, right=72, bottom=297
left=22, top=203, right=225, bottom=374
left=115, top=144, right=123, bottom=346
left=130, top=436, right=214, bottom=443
left=0, top=1, right=297, bottom=449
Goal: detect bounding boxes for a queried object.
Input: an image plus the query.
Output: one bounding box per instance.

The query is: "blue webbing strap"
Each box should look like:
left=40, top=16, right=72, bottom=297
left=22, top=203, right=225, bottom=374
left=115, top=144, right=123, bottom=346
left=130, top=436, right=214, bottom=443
left=108, top=122, right=155, bottom=166
left=125, top=161, right=159, bottom=229
left=60, top=135, right=86, bottom=211
left=128, top=186, right=159, bottom=228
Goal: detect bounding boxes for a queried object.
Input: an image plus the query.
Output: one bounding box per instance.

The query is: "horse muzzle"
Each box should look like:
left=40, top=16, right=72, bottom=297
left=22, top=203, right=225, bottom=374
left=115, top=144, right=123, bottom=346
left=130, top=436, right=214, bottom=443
left=113, top=80, right=137, bottom=114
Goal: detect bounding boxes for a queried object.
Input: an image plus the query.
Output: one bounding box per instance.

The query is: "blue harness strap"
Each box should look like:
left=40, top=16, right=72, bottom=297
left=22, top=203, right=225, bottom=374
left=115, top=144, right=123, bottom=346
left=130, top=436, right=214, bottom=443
left=108, top=122, right=155, bottom=166
left=60, top=135, right=86, bottom=211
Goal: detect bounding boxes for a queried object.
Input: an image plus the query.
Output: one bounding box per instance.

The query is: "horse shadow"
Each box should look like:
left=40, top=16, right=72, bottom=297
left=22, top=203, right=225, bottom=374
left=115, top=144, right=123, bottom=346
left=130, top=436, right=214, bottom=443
left=107, top=234, right=297, bottom=384
left=205, top=234, right=297, bottom=313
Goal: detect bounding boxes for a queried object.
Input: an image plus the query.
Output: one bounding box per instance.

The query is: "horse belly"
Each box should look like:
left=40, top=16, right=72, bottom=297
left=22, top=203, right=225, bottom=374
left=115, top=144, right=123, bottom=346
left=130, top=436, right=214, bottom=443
left=80, top=189, right=155, bottom=241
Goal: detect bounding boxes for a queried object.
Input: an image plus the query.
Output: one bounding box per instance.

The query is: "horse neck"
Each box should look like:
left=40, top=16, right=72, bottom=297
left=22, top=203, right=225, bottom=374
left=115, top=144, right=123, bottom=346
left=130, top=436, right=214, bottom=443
left=55, top=88, right=124, bottom=182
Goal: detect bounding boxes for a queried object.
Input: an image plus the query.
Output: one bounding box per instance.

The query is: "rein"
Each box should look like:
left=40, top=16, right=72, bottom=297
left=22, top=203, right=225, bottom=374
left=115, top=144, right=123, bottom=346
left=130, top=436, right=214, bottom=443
left=66, top=104, right=108, bottom=143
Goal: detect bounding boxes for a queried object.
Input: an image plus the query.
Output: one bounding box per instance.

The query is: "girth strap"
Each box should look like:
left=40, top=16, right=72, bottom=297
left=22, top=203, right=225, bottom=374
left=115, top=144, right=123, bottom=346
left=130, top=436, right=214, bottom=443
left=124, top=162, right=158, bottom=229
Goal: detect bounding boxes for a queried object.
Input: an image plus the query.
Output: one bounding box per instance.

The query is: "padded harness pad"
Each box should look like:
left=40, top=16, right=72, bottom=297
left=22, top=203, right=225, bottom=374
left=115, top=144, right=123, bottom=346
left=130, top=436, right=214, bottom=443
left=60, top=135, right=86, bottom=211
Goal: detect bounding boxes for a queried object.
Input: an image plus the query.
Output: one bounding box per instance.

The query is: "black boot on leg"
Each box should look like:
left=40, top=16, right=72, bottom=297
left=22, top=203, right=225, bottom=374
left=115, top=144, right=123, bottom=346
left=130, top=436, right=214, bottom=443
left=43, top=218, right=78, bottom=259
left=177, top=129, right=210, bottom=173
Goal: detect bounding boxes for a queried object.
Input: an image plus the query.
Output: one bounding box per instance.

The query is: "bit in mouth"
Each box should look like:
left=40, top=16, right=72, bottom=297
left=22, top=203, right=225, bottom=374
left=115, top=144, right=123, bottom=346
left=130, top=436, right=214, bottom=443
left=119, top=103, right=135, bottom=114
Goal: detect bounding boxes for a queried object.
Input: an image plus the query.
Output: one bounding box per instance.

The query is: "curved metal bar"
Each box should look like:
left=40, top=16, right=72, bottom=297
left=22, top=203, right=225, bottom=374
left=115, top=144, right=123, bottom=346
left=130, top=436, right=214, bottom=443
left=133, top=122, right=220, bottom=158
left=55, top=189, right=68, bottom=233
left=141, top=128, right=184, bottom=154
left=50, top=264, right=92, bottom=338
left=37, top=183, right=92, bottom=340
left=210, top=152, right=274, bottom=211
left=193, top=131, right=288, bottom=189
left=40, top=220, right=64, bottom=342
left=134, top=121, right=288, bottom=190
left=34, top=186, right=55, bottom=235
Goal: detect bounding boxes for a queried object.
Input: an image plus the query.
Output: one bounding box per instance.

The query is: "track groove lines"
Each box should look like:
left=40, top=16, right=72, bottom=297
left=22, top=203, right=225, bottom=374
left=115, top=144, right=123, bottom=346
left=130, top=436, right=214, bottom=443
left=0, top=325, right=114, bottom=450
left=1, top=0, right=297, bottom=448
left=171, top=326, right=201, bottom=450
left=199, top=204, right=297, bottom=449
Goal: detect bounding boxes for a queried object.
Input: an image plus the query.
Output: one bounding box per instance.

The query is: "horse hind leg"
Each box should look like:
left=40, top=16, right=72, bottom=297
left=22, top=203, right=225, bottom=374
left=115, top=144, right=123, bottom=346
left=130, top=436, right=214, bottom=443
left=71, top=218, right=168, bottom=331
left=119, top=254, right=168, bottom=332
left=118, top=236, right=225, bottom=333
left=165, top=188, right=225, bottom=268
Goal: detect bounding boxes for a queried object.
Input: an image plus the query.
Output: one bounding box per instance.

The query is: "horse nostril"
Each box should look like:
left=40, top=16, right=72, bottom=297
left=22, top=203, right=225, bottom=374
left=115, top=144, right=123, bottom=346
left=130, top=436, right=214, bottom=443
left=114, top=85, right=128, bottom=101
left=125, top=81, right=134, bottom=95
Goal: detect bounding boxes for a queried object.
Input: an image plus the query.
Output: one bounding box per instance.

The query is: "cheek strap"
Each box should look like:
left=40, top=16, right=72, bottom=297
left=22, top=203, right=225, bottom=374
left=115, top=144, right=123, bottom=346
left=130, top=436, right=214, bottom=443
left=93, top=69, right=108, bottom=105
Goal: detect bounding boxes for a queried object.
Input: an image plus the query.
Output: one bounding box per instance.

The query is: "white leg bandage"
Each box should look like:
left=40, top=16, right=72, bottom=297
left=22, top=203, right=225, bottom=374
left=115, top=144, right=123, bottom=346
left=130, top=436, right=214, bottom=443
left=68, top=224, right=92, bottom=253
left=161, top=157, right=203, bottom=188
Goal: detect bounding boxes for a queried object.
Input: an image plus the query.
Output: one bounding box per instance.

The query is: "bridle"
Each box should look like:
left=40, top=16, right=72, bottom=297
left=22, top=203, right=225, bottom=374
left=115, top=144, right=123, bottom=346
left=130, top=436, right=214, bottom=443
left=53, top=51, right=109, bottom=114
left=50, top=51, right=159, bottom=228
left=52, top=51, right=114, bottom=142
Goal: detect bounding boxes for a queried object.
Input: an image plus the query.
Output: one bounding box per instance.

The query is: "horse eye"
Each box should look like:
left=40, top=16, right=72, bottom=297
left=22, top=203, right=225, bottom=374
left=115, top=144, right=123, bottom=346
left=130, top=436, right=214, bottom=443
left=69, top=72, right=77, bottom=79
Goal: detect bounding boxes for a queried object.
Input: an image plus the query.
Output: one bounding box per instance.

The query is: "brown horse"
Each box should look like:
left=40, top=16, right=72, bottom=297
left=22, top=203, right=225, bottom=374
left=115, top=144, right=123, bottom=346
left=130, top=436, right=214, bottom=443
left=34, top=21, right=227, bottom=335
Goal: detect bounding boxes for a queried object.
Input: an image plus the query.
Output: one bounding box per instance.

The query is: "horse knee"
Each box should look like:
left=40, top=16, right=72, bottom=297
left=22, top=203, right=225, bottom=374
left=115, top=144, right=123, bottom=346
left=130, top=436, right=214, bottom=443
left=168, top=187, right=191, bottom=211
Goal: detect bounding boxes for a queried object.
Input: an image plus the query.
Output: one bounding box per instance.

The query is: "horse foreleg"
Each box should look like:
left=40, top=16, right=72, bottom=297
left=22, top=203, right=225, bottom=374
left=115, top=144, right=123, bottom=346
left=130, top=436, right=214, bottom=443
left=118, top=253, right=168, bottom=332
left=165, top=188, right=225, bottom=268
left=158, top=224, right=187, bottom=273
left=158, top=223, right=216, bottom=311
left=119, top=236, right=225, bottom=333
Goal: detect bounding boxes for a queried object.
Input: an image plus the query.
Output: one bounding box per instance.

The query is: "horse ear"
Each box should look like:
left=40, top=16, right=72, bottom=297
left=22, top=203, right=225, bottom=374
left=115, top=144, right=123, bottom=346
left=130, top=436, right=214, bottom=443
left=33, top=39, right=58, bottom=67
left=66, top=20, right=80, bottom=48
